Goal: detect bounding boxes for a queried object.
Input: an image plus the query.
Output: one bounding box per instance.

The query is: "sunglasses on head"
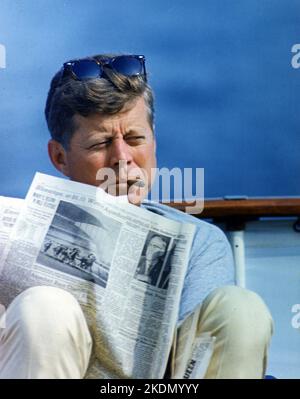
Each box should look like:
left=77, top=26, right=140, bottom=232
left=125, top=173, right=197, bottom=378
left=61, top=54, right=146, bottom=81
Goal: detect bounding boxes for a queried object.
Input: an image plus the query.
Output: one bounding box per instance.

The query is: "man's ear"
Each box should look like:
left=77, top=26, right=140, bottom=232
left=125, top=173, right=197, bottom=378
left=48, top=139, right=70, bottom=177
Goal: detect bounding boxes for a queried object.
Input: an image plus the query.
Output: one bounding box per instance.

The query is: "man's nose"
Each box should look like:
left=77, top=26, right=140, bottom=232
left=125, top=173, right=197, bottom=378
left=109, top=136, right=134, bottom=167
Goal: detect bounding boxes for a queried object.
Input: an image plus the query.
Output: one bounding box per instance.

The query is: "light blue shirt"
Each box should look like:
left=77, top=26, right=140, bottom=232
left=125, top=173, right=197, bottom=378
left=141, top=200, right=235, bottom=324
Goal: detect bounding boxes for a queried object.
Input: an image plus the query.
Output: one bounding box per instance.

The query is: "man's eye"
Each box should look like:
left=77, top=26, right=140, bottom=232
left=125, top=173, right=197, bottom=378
left=125, top=136, right=146, bottom=144
left=88, top=140, right=111, bottom=150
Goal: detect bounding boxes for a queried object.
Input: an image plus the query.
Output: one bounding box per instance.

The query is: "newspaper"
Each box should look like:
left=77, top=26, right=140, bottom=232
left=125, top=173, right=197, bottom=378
left=0, top=196, right=23, bottom=260
left=0, top=173, right=214, bottom=379
left=172, top=307, right=216, bottom=379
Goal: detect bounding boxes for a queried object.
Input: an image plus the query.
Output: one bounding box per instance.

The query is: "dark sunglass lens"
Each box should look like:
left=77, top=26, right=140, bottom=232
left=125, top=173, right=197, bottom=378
left=111, top=57, right=143, bottom=76
left=72, top=60, right=102, bottom=80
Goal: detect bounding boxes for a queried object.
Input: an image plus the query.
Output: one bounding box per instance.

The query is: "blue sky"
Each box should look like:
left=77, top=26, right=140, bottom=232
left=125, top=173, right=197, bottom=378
left=0, top=0, right=300, bottom=199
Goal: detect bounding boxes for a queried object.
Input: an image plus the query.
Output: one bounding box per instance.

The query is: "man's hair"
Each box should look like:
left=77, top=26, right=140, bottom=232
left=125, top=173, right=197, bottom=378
left=148, top=234, right=168, bottom=247
left=45, top=53, right=155, bottom=149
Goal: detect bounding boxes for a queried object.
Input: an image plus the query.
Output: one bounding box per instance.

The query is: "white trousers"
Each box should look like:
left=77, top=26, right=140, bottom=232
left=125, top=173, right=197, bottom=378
left=0, top=285, right=273, bottom=379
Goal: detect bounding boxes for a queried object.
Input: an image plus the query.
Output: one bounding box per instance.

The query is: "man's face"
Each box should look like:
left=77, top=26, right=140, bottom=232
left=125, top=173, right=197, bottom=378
left=50, top=96, right=156, bottom=205
left=145, top=236, right=167, bottom=263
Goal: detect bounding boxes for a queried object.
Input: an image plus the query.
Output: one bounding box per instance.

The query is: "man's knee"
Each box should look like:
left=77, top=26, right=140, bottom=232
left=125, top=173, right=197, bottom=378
left=5, top=286, right=89, bottom=345
left=199, top=286, right=273, bottom=378
left=1, top=286, right=92, bottom=378
left=200, top=285, right=274, bottom=344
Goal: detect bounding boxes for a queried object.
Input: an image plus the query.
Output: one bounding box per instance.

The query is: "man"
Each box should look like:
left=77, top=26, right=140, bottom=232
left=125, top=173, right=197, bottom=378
left=135, top=234, right=168, bottom=286
left=0, top=54, right=273, bottom=379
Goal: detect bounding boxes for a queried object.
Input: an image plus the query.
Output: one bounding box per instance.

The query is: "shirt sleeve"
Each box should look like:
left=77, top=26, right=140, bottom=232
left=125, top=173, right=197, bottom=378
left=178, top=222, right=235, bottom=324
